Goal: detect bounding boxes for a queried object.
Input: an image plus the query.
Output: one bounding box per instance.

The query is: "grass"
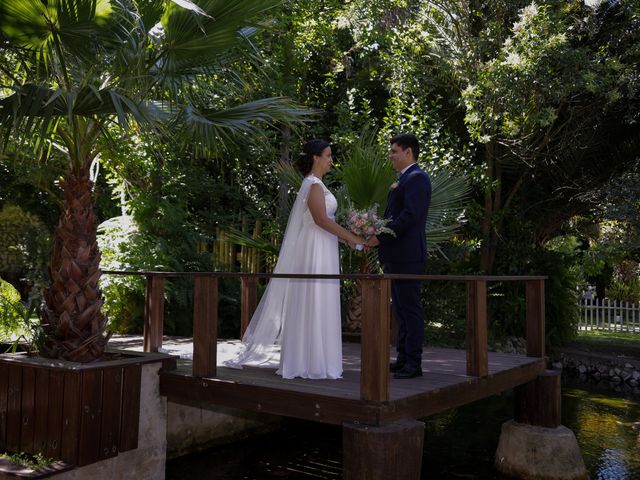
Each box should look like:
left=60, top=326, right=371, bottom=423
left=570, top=330, right=640, bottom=357
left=0, top=452, right=54, bottom=470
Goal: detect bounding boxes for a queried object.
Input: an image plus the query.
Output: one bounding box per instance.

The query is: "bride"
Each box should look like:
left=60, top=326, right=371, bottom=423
left=226, top=139, right=365, bottom=379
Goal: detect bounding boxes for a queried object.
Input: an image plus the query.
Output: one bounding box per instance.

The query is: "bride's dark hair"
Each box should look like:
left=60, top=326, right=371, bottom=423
left=295, top=139, right=331, bottom=176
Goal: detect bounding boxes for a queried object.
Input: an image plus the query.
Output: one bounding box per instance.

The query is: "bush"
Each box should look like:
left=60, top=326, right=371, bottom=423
left=0, top=279, right=42, bottom=351
left=0, top=204, right=50, bottom=299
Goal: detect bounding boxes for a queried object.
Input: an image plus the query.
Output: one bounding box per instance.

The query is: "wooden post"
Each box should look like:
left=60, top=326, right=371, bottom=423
left=343, top=419, right=424, bottom=480
left=193, top=276, right=219, bottom=378
left=526, top=279, right=545, bottom=358
left=240, top=276, right=258, bottom=337
left=514, top=370, right=561, bottom=428
left=143, top=274, right=165, bottom=352
left=360, top=278, right=390, bottom=402
left=466, top=279, right=488, bottom=377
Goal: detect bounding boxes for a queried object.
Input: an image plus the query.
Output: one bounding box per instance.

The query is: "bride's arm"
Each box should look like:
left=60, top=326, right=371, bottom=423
left=308, top=184, right=365, bottom=245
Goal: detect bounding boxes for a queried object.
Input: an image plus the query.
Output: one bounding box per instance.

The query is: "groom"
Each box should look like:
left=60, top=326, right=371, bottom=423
left=367, top=133, right=431, bottom=379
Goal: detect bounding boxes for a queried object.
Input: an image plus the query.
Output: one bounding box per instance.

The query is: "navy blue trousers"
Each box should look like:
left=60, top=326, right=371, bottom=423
left=383, top=262, right=425, bottom=370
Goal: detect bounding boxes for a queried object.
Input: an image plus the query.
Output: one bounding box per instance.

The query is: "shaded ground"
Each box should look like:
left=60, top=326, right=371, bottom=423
left=566, top=332, right=640, bottom=359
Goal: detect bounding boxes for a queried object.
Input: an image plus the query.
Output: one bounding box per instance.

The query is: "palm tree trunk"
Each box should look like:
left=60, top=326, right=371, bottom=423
left=41, top=169, right=110, bottom=362
left=346, top=254, right=370, bottom=332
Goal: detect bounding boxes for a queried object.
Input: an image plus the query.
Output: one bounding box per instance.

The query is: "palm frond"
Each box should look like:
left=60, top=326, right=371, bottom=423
left=158, top=0, right=280, bottom=76
left=224, top=226, right=279, bottom=256
left=428, top=168, right=469, bottom=218
left=425, top=169, right=469, bottom=252
left=0, top=83, right=161, bottom=148
left=0, top=0, right=115, bottom=66
left=274, top=159, right=302, bottom=191
left=334, top=126, right=396, bottom=214
left=178, top=97, right=311, bottom=149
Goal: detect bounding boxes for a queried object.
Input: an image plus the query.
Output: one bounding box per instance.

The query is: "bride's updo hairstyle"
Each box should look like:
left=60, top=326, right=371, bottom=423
left=295, top=139, right=331, bottom=176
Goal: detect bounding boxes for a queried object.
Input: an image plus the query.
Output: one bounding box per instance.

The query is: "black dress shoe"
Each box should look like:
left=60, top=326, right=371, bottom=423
left=393, top=367, right=423, bottom=379
left=389, top=361, right=405, bottom=373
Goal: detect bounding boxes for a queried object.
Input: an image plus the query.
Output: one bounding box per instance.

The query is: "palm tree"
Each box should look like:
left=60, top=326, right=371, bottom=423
left=0, top=0, right=309, bottom=362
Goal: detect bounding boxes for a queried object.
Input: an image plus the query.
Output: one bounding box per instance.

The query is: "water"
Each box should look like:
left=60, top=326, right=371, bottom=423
left=166, top=387, right=640, bottom=479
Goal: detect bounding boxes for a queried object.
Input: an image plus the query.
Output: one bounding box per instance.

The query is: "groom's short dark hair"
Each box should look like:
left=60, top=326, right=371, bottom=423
left=390, top=133, right=419, bottom=161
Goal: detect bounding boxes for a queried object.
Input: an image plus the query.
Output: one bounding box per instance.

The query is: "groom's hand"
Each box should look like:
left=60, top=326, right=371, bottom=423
left=366, top=236, right=380, bottom=248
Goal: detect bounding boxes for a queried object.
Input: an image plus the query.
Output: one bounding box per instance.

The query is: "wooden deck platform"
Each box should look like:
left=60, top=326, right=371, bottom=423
left=102, top=271, right=550, bottom=428
left=160, top=342, right=546, bottom=426
left=106, top=271, right=551, bottom=479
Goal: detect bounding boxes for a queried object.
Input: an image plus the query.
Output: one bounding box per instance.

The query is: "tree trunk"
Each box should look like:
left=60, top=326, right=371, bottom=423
left=480, top=141, right=498, bottom=274
left=346, top=254, right=371, bottom=332
left=278, top=124, right=292, bottom=231
left=41, top=169, right=110, bottom=362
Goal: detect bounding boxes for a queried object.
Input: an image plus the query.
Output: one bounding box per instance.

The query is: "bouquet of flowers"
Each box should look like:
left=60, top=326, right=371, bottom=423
left=345, top=205, right=395, bottom=250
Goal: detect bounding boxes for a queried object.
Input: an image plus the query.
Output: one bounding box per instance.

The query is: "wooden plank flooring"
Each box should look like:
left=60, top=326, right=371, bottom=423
left=159, top=341, right=546, bottom=426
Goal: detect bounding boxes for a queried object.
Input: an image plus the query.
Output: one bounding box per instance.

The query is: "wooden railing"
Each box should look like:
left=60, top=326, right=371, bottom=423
left=104, top=271, right=546, bottom=403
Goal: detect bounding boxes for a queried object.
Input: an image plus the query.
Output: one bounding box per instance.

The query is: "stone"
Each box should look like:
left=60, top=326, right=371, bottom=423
left=552, top=362, right=563, bottom=370
left=495, top=420, right=587, bottom=480
left=611, top=376, right=622, bottom=383
left=624, top=363, right=633, bottom=369
left=577, top=364, right=587, bottom=374
left=629, top=379, right=638, bottom=387
left=633, top=371, right=640, bottom=380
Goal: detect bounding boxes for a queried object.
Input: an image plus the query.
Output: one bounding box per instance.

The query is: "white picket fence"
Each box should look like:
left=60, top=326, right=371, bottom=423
left=578, top=297, right=640, bottom=333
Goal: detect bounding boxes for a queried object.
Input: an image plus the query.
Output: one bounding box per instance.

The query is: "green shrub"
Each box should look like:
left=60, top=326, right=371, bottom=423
left=0, top=279, right=42, bottom=351
left=0, top=204, right=50, bottom=296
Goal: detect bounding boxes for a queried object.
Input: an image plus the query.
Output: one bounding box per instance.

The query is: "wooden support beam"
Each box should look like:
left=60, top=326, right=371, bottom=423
left=193, top=276, right=219, bottom=378
left=360, top=278, right=390, bottom=403
left=143, top=275, right=165, bottom=352
left=240, top=276, right=258, bottom=337
left=466, top=279, right=488, bottom=377
left=526, top=279, right=545, bottom=358
left=343, top=419, right=424, bottom=480
left=514, top=370, right=560, bottom=428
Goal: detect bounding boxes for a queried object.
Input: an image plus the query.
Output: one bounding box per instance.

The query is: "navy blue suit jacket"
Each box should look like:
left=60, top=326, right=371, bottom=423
left=378, top=163, right=432, bottom=265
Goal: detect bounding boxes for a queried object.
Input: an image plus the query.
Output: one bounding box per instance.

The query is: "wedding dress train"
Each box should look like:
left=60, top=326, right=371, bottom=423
left=225, top=175, right=343, bottom=379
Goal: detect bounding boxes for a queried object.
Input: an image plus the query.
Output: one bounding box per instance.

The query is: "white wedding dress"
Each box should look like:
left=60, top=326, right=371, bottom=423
left=225, top=174, right=343, bottom=379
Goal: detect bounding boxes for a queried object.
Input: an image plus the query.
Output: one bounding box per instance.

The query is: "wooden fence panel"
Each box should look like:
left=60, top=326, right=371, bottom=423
left=78, top=369, right=103, bottom=465
left=33, top=368, right=49, bottom=454
left=6, top=364, right=22, bottom=453
left=60, top=371, right=82, bottom=464
left=46, top=370, right=64, bottom=459
left=100, top=367, right=123, bottom=460
left=578, top=297, right=640, bottom=334
left=19, top=366, right=35, bottom=453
